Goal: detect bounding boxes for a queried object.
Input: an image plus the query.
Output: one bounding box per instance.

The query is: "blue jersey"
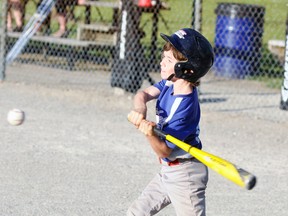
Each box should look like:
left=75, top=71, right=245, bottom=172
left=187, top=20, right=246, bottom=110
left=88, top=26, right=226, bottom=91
left=154, top=80, right=202, bottom=161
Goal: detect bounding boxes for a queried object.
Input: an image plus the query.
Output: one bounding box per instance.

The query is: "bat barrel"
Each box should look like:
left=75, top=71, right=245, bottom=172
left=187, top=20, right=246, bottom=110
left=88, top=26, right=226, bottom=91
left=238, top=168, right=257, bottom=190
left=245, top=174, right=257, bottom=190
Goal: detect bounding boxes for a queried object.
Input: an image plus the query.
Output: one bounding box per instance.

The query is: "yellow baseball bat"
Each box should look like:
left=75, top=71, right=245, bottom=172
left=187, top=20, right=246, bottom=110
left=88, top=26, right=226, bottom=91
left=153, top=128, right=257, bottom=190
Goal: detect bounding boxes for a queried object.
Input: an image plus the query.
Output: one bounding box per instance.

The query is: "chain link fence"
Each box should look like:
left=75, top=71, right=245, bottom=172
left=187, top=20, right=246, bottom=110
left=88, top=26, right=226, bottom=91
left=0, top=0, right=288, bottom=119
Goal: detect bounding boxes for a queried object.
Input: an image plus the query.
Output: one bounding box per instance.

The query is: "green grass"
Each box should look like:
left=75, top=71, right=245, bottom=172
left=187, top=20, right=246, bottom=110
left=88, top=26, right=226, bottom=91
left=9, top=0, right=287, bottom=43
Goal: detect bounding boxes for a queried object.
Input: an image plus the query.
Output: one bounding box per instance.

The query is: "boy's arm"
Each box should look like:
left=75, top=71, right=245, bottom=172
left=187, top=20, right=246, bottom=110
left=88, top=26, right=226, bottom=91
left=128, top=85, right=160, bottom=128
left=128, top=85, right=172, bottom=158
left=138, top=120, right=173, bottom=158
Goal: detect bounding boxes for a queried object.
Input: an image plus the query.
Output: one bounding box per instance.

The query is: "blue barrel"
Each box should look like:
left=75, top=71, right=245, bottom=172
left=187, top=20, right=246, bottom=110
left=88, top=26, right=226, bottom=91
left=213, top=3, right=265, bottom=78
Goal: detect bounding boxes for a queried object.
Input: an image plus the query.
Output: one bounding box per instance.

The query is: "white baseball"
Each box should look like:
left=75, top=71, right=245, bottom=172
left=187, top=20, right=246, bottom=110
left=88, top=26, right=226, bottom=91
left=7, top=109, right=25, bottom=126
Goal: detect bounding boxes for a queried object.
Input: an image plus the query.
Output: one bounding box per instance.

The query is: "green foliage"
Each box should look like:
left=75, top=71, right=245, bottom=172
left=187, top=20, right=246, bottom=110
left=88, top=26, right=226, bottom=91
left=260, top=47, right=284, bottom=78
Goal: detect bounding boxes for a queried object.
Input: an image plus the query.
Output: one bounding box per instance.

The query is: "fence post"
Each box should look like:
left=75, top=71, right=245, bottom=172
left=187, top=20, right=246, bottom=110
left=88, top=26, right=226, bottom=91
left=0, top=0, right=8, bottom=81
left=192, top=0, right=202, bottom=32
left=110, top=0, right=147, bottom=93
left=280, top=9, right=288, bottom=110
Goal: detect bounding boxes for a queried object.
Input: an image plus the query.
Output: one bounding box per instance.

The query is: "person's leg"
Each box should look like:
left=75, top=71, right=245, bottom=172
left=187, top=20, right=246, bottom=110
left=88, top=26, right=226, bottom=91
left=7, top=10, right=12, bottom=32
left=7, top=1, right=12, bottom=31
left=53, top=13, right=66, bottom=37
left=162, top=159, right=208, bottom=216
left=53, top=0, right=84, bottom=37
left=10, top=0, right=23, bottom=31
left=53, top=0, right=67, bottom=37
left=127, top=173, right=171, bottom=216
left=35, top=0, right=51, bottom=35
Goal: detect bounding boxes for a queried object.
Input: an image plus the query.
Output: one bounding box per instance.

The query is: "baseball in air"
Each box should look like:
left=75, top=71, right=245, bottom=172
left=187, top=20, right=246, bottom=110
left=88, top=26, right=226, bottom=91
left=7, top=109, right=25, bottom=126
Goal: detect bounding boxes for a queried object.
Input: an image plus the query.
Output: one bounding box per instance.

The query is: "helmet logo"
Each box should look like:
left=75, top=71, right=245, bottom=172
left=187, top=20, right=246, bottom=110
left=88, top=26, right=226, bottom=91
left=174, top=30, right=187, bottom=39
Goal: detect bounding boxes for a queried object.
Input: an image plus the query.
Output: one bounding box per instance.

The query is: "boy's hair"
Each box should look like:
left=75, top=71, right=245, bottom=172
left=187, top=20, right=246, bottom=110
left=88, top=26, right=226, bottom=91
left=163, top=42, right=187, bottom=62
left=162, top=42, right=200, bottom=86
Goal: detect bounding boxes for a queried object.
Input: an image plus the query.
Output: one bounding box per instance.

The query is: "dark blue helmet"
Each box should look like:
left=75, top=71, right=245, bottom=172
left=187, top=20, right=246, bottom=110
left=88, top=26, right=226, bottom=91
left=161, top=28, right=214, bottom=83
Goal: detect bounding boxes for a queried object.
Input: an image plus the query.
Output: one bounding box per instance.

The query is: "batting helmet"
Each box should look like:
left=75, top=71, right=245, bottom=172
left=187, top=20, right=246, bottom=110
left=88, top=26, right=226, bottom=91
left=160, top=28, right=214, bottom=83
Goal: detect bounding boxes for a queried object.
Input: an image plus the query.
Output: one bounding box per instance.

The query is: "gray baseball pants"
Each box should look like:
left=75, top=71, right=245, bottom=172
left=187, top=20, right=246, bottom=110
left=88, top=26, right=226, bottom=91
left=127, top=159, right=208, bottom=216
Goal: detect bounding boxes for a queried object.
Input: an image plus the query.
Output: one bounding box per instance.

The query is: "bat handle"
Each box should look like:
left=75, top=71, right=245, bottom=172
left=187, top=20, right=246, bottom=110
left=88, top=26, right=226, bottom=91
left=153, top=127, right=167, bottom=139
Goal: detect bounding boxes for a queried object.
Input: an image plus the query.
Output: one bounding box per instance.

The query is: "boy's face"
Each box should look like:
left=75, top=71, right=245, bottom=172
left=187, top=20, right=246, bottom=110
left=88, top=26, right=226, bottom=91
left=160, top=50, right=178, bottom=80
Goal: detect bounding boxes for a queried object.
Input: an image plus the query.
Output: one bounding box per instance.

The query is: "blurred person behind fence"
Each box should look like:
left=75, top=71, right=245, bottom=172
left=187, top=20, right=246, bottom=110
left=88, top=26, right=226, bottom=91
left=7, top=0, right=24, bottom=32
left=53, top=0, right=85, bottom=37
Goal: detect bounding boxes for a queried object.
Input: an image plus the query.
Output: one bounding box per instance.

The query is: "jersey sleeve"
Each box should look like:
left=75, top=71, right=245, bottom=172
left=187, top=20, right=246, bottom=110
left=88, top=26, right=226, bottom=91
left=153, top=80, right=166, bottom=91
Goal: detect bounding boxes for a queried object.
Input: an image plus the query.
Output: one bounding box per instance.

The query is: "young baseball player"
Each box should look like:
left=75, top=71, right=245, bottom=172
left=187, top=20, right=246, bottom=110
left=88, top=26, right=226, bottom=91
left=127, top=28, right=214, bottom=216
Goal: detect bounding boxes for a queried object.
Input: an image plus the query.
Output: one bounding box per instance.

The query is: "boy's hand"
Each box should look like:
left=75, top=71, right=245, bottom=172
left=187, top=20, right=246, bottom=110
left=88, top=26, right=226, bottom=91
left=138, top=120, right=156, bottom=136
left=127, top=110, right=156, bottom=136
left=127, top=110, right=145, bottom=128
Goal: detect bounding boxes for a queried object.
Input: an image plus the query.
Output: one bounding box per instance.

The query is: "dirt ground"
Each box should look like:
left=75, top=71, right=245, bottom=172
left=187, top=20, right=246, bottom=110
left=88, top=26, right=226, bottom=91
left=0, top=63, right=288, bottom=216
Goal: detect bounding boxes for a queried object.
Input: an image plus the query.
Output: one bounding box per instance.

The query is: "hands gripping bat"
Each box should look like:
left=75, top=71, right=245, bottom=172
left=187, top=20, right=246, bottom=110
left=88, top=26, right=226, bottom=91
left=153, top=127, right=256, bottom=190
left=127, top=113, right=256, bottom=190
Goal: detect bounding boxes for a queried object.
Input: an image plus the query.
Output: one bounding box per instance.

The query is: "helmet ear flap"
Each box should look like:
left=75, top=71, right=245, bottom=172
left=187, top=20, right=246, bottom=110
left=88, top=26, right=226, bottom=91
left=174, top=62, right=196, bottom=81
